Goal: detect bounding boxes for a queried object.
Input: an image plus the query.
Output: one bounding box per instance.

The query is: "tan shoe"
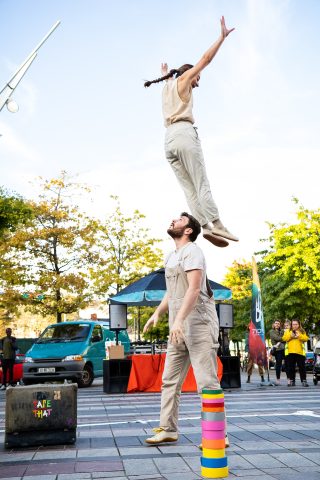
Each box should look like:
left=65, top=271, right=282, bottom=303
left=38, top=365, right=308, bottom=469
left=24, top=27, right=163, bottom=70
left=203, top=229, right=229, bottom=248
left=145, top=427, right=178, bottom=444
left=211, top=219, right=239, bottom=242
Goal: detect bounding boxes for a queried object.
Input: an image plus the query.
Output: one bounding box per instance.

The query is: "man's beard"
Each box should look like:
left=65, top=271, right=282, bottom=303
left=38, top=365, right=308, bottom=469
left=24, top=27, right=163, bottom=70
left=167, top=226, right=185, bottom=239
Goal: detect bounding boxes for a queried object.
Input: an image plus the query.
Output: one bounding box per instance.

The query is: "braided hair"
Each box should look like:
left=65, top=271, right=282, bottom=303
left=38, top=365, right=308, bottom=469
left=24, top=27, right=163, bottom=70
left=144, top=64, right=193, bottom=88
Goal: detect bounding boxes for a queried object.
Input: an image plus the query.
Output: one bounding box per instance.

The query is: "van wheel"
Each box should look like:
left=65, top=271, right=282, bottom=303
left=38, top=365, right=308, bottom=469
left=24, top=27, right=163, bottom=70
left=22, top=379, right=34, bottom=386
left=77, top=365, right=94, bottom=388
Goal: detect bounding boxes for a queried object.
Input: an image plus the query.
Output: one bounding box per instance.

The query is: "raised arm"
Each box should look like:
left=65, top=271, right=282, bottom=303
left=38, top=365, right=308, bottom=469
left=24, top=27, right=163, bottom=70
left=178, top=16, right=234, bottom=97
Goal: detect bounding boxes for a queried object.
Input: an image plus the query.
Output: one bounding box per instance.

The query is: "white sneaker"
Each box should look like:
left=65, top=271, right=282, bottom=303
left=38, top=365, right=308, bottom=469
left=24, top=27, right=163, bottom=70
left=211, top=219, right=239, bottom=242
left=0, top=385, right=6, bottom=390
left=145, top=427, right=178, bottom=444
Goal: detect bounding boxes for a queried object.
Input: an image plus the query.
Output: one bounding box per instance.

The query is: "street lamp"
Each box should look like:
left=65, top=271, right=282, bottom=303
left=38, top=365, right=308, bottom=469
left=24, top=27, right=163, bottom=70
left=0, top=20, right=61, bottom=115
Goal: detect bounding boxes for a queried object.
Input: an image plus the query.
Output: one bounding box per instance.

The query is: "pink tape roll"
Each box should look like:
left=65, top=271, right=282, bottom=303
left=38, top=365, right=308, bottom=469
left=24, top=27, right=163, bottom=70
left=201, top=397, right=225, bottom=405
left=202, top=429, right=225, bottom=440
left=201, top=420, right=225, bottom=431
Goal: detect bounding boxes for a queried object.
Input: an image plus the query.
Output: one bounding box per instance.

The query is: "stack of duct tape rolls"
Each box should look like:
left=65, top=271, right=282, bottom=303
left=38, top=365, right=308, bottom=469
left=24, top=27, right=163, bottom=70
left=201, top=388, right=228, bottom=478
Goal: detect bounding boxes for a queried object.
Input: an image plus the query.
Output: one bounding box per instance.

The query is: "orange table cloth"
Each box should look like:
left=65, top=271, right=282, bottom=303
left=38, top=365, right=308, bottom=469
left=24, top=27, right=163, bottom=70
left=127, top=353, right=223, bottom=393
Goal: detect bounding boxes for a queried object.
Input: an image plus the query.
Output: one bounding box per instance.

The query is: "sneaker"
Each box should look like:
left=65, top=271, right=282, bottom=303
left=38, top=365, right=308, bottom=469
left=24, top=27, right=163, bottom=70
left=302, top=380, right=309, bottom=387
left=0, top=385, right=6, bottom=390
left=203, top=229, right=229, bottom=248
left=211, top=219, right=239, bottom=242
left=145, top=427, right=178, bottom=444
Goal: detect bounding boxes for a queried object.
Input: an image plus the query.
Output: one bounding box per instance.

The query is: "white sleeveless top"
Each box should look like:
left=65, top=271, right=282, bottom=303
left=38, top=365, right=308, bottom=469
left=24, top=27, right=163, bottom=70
left=162, top=78, right=195, bottom=127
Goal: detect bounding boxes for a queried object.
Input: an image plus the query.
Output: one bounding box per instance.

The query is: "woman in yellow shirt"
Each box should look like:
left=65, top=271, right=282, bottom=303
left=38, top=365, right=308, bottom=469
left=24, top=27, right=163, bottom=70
left=282, top=320, right=309, bottom=387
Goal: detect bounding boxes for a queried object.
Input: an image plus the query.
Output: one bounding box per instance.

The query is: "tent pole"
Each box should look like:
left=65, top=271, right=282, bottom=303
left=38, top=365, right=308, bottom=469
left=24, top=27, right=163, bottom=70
left=138, top=306, right=141, bottom=341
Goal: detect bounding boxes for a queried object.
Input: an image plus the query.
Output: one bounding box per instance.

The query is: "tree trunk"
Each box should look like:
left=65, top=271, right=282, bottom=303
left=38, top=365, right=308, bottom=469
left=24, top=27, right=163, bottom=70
left=56, top=288, right=62, bottom=323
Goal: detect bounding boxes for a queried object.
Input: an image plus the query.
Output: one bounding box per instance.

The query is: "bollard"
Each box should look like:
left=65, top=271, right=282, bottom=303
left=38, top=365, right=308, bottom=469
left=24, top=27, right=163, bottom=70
left=201, top=388, right=228, bottom=478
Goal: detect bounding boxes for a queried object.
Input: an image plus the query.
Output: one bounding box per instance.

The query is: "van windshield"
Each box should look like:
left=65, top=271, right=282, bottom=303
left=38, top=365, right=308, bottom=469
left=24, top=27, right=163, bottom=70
left=36, top=324, right=91, bottom=343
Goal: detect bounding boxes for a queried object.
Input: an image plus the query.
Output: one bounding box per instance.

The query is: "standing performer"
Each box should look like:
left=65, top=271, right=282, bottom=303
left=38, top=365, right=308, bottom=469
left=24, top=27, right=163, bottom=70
left=144, top=17, right=238, bottom=248
left=143, top=212, right=228, bottom=446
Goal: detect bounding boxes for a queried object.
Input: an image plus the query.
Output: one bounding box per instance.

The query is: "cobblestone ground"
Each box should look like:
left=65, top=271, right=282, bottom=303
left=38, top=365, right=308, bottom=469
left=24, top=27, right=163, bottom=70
left=1, top=371, right=320, bottom=480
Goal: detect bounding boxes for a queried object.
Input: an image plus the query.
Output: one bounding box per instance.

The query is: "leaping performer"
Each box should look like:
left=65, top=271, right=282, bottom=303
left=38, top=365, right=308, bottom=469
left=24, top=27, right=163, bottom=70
left=144, top=16, right=238, bottom=248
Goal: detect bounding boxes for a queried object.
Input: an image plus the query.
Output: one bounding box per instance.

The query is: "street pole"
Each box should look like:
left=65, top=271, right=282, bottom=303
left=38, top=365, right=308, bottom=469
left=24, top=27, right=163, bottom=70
left=0, top=20, right=61, bottom=113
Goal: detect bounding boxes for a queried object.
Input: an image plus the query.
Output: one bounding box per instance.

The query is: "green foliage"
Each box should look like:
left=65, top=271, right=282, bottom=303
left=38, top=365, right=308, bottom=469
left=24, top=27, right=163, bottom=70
left=259, top=201, right=320, bottom=333
left=0, top=172, right=97, bottom=322
left=0, top=187, right=33, bottom=236
left=0, top=178, right=164, bottom=331
left=91, top=196, right=163, bottom=296
left=223, top=260, right=252, bottom=341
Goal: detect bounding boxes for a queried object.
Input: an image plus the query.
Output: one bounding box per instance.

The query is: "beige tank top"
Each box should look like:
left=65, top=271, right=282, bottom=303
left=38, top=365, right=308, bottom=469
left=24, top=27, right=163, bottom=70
left=162, top=78, right=194, bottom=127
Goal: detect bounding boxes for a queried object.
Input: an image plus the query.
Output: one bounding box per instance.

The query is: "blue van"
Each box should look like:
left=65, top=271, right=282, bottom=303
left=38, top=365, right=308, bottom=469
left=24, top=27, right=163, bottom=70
left=23, top=320, right=130, bottom=387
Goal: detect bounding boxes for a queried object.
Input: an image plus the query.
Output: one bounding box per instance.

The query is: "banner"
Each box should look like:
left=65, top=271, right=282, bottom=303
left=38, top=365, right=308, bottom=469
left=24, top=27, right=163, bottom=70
left=249, top=257, right=268, bottom=368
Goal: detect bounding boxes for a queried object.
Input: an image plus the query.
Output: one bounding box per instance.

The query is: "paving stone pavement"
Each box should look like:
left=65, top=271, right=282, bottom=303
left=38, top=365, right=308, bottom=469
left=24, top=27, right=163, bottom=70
left=1, top=371, right=320, bottom=479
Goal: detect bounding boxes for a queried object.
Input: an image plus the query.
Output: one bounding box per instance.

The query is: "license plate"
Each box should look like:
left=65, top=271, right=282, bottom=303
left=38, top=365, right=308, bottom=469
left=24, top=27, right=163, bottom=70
left=38, top=367, right=55, bottom=373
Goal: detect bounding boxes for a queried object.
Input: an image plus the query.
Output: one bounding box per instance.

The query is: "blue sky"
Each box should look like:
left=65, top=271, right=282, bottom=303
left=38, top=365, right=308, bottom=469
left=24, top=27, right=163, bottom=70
left=1, top=0, right=320, bottom=281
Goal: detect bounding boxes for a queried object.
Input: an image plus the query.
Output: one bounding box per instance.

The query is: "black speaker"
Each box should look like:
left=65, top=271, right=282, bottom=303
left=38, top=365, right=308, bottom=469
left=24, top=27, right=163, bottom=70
left=103, top=359, right=132, bottom=393
left=216, top=303, right=234, bottom=328
left=220, top=356, right=241, bottom=389
left=109, top=304, right=128, bottom=330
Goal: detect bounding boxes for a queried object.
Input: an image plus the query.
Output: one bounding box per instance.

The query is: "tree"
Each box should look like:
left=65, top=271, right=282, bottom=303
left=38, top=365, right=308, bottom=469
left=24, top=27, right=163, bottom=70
left=0, top=172, right=97, bottom=322
left=0, top=187, right=33, bottom=236
left=259, top=200, right=320, bottom=333
left=223, top=260, right=252, bottom=342
left=91, top=196, right=163, bottom=296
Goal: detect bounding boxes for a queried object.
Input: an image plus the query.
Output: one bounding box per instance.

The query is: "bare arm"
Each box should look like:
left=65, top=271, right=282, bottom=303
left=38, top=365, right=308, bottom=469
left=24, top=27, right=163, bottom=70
left=143, top=293, right=169, bottom=333
left=169, top=269, right=202, bottom=344
left=178, top=16, right=234, bottom=99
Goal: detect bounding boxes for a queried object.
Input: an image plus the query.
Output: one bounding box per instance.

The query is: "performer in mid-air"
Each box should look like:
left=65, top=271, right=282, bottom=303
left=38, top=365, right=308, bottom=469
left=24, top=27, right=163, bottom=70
left=144, top=16, right=238, bottom=248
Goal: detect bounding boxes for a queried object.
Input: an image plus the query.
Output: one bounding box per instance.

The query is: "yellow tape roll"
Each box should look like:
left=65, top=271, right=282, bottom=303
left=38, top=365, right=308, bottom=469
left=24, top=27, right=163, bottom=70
left=202, top=393, right=224, bottom=399
left=202, top=448, right=226, bottom=458
left=201, top=465, right=229, bottom=478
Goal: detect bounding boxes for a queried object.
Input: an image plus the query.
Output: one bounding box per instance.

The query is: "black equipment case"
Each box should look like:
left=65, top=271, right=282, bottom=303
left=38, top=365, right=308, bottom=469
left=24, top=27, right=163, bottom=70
left=5, top=383, right=77, bottom=448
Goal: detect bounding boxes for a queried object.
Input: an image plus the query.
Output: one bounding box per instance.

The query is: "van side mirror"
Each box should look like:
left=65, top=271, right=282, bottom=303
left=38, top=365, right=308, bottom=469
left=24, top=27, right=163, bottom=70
left=91, top=335, right=101, bottom=343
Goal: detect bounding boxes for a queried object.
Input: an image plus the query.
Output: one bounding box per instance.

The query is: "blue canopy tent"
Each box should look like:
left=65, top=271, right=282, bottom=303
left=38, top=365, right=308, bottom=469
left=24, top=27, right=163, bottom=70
left=110, top=268, right=232, bottom=306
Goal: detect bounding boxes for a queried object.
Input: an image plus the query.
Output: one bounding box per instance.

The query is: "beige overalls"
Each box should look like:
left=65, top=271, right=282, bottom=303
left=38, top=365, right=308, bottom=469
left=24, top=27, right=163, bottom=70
left=159, top=250, right=220, bottom=432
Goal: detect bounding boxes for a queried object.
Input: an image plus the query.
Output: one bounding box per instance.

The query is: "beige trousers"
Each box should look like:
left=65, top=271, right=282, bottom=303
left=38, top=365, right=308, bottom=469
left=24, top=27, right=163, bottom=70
left=165, top=121, right=219, bottom=227
left=160, top=262, right=221, bottom=432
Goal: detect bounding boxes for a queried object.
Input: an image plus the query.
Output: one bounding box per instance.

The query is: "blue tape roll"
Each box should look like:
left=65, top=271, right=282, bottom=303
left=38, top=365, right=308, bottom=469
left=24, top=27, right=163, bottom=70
left=201, top=456, right=228, bottom=468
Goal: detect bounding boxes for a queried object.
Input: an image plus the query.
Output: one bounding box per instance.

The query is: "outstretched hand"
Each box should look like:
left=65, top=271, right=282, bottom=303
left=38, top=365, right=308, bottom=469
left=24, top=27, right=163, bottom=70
left=161, top=63, right=168, bottom=76
left=143, top=313, right=159, bottom=333
left=220, top=16, right=235, bottom=39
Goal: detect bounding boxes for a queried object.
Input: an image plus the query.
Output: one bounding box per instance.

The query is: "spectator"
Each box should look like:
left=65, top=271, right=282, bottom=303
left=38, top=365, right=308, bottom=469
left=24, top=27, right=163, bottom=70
left=0, top=328, right=17, bottom=389
left=282, top=320, right=309, bottom=387
left=269, top=320, right=285, bottom=385
left=283, top=320, right=291, bottom=385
